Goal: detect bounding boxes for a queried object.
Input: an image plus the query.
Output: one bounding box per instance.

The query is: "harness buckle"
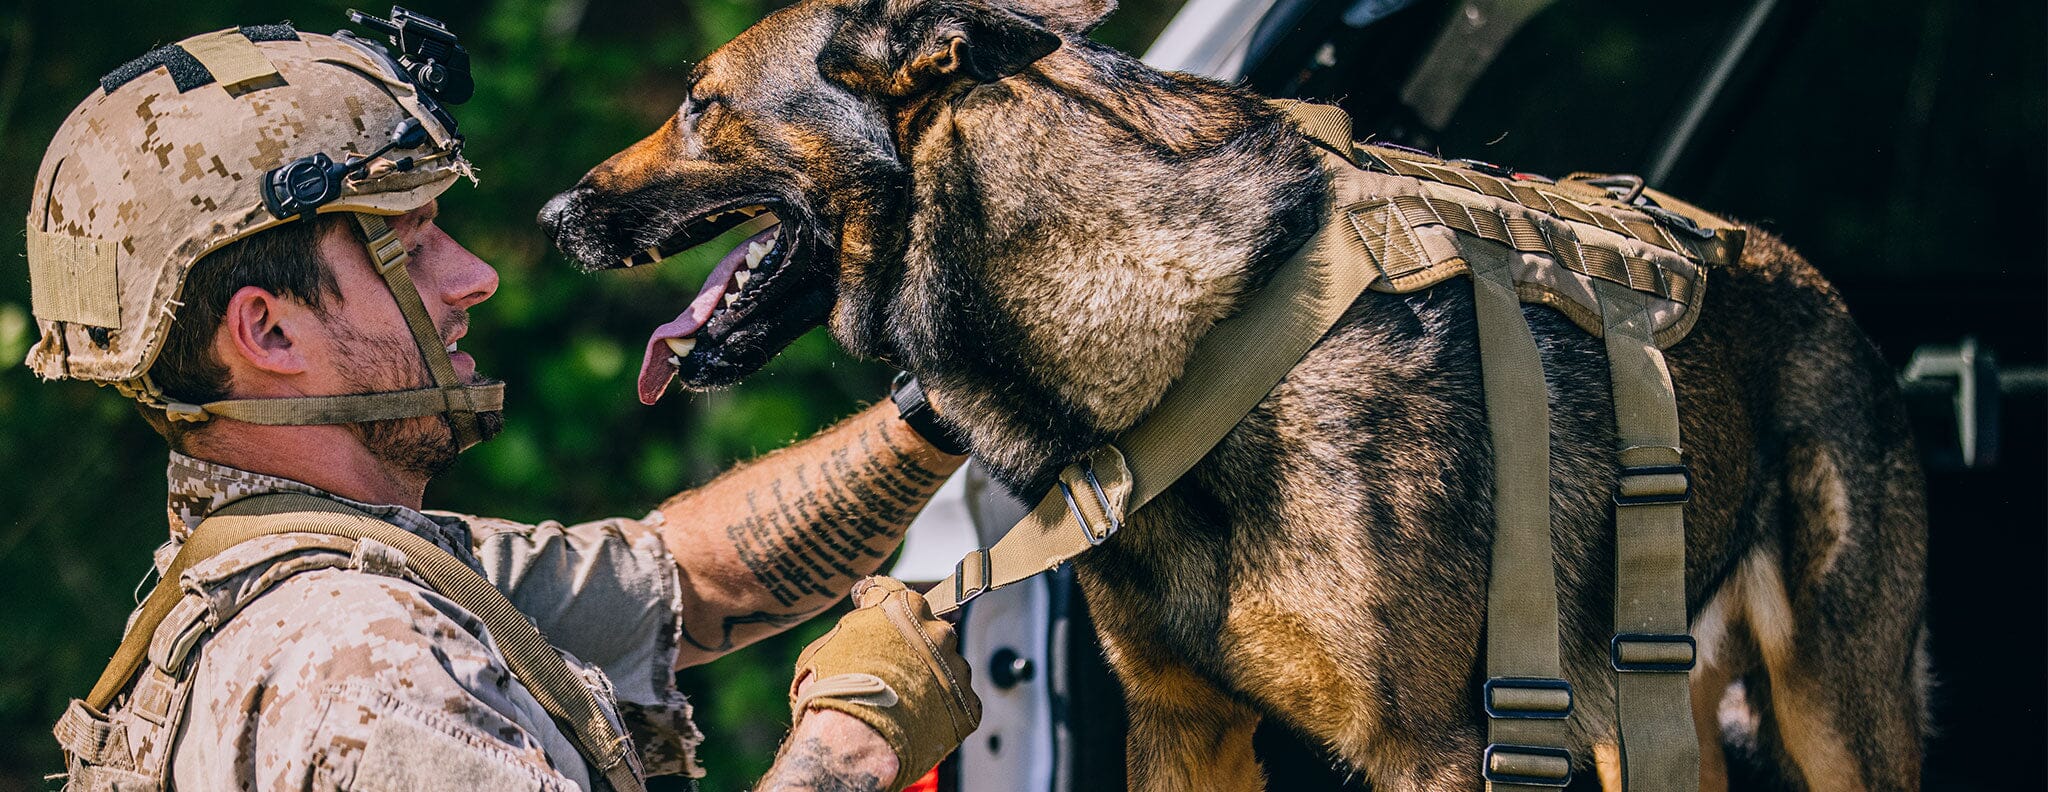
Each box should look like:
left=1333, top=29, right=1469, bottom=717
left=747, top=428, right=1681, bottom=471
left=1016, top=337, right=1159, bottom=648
left=1615, top=463, right=1690, bottom=506
left=1482, top=677, right=1574, bottom=720
left=953, top=549, right=991, bottom=609
left=1057, top=460, right=1121, bottom=546
left=1640, top=204, right=1717, bottom=241
left=1610, top=633, right=1698, bottom=672
left=1482, top=744, right=1574, bottom=787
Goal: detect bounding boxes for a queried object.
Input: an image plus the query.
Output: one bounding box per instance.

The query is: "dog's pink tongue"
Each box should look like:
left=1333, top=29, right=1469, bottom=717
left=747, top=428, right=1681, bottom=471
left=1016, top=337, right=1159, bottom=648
left=635, top=226, right=779, bottom=405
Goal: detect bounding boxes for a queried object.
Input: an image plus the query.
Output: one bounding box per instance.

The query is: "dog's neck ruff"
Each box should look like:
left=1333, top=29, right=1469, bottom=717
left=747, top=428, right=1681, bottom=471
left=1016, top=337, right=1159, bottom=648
left=926, top=101, right=1744, bottom=792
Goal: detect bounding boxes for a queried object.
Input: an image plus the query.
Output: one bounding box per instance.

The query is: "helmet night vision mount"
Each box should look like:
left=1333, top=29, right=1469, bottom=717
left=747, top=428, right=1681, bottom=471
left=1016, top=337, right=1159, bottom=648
left=260, top=6, right=473, bottom=220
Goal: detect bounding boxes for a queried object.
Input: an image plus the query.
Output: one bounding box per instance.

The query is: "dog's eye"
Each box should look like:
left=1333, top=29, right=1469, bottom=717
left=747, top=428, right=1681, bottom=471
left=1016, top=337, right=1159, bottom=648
left=683, top=92, right=721, bottom=125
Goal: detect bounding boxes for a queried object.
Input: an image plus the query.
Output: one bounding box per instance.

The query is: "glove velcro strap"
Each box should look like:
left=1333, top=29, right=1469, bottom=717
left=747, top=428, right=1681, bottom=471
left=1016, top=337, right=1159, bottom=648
left=793, top=673, right=900, bottom=716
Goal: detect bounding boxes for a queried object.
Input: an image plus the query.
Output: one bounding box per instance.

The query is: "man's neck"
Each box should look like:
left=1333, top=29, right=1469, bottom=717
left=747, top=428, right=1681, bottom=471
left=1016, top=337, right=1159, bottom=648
left=183, top=424, right=427, bottom=509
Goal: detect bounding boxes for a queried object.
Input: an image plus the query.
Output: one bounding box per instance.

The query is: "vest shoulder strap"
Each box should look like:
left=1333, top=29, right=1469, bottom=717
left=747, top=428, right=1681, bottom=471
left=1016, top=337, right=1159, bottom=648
left=78, top=493, right=648, bottom=792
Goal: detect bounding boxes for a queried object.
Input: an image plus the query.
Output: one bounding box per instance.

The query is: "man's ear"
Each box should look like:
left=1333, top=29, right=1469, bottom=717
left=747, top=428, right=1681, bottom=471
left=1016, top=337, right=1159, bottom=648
left=220, top=285, right=311, bottom=378
left=904, top=6, right=1062, bottom=88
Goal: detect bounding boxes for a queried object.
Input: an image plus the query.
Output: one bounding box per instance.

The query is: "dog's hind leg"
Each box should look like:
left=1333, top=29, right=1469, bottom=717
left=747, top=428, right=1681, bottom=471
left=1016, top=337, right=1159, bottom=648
left=1740, top=440, right=1929, bottom=792
left=1110, top=640, right=1268, bottom=792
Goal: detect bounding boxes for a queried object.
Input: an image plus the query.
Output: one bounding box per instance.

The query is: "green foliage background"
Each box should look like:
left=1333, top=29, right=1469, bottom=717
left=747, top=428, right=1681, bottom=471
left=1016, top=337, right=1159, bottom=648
left=0, top=1, right=1171, bottom=789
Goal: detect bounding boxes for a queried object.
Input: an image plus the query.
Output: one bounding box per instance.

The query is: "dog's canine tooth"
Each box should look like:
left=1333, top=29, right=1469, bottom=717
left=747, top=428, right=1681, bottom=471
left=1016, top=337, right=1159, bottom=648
left=664, top=337, right=695, bottom=357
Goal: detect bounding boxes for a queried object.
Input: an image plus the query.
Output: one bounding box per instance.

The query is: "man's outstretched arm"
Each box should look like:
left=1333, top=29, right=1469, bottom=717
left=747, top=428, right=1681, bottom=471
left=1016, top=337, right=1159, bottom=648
left=657, top=401, right=966, bottom=667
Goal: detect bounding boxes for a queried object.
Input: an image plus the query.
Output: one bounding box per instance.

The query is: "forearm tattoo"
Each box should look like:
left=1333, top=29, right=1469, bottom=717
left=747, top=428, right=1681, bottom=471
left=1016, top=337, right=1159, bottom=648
left=726, top=421, right=945, bottom=607
left=758, top=737, right=885, bottom=792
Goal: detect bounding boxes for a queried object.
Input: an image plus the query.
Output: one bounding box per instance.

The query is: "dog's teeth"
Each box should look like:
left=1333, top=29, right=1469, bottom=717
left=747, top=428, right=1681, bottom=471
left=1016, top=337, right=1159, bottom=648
left=738, top=205, right=762, bottom=217
left=734, top=269, right=751, bottom=288
left=664, top=337, right=696, bottom=357
left=744, top=241, right=769, bottom=268
left=722, top=291, right=737, bottom=308
left=667, top=355, right=680, bottom=366
left=707, top=212, right=725, bottom=223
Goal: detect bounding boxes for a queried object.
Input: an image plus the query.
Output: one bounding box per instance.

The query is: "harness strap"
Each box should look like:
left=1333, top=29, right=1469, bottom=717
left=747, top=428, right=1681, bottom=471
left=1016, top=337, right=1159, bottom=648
left=352, top=213, right=492, bottom=451
left=924, top=137, right=1380, bottom=615
left=1597, top=281, right=1700, bottom=792
left=1470, top=257, right=1574, bottom=790
left=80, top=493, right=646, bottom=792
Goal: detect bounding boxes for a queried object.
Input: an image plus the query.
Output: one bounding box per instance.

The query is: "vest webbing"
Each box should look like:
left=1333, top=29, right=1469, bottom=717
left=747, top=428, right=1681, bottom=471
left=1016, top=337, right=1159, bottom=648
left=80, top=493, right=647, bottom=792
left=922, top=101, right=1716, bottom=790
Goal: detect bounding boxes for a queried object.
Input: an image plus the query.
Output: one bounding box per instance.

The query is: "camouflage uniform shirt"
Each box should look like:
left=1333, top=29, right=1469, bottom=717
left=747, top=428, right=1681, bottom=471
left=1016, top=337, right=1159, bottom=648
left=135, top=452, right=706, bottom=790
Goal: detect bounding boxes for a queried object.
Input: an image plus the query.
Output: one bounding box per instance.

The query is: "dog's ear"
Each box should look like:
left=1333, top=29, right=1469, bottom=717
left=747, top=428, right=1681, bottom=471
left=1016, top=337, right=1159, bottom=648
left=904, top=5, right=1062, bottom=87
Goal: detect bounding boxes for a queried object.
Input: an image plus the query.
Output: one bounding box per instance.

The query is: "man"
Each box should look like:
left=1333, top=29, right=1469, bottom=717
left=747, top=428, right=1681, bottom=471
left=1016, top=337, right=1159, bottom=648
left=27, top=14, right=976, bottom=792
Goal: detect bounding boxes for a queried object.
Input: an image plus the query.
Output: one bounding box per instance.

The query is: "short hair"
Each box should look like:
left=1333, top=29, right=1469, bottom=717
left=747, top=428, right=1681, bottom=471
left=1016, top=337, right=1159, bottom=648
left=147, top=214, right=348, bottom=446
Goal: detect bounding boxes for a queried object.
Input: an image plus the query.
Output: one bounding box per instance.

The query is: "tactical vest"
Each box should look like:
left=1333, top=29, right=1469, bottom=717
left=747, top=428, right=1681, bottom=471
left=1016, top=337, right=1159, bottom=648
left=921, top=102, right=1741, bottom=792
left=54, top=494, right=649, bottom=792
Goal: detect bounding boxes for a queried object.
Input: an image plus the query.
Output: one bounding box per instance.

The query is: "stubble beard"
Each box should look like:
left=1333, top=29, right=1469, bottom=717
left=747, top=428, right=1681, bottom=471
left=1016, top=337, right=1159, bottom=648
left=327, top=318, right=504, bottom=481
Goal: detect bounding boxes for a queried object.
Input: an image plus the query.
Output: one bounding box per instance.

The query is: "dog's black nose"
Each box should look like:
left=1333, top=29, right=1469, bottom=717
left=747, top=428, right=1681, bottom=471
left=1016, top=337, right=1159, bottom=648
left=537, top=190, right=581, bottom=238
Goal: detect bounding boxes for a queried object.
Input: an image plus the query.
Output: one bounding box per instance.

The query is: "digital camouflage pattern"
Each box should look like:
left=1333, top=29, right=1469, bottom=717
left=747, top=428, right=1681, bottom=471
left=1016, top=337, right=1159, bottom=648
left=56, top=453, right=704, bottom=791
left=25, top=26, right=471, bottom=384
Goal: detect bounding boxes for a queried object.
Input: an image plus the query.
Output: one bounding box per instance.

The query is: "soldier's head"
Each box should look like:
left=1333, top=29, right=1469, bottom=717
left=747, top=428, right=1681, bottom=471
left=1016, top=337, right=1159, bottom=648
left=24, top=11, right=503, bottom=477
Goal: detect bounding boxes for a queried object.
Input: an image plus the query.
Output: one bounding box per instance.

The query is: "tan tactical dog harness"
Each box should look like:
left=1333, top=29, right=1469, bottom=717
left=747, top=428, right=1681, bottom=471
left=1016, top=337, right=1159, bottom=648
left=923, top=102, right=1743, bottom=791
left=60, top=494, right=647, bottom=792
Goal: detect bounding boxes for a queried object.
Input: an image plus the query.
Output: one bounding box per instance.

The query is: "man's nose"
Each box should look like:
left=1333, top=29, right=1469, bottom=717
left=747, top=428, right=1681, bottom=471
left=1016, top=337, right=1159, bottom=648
left=435, top=237, right=499, bottom=311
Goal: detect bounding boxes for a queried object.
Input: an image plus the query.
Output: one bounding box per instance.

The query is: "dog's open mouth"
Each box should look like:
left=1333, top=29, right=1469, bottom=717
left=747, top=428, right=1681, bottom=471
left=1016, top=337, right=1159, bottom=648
left=616, top=201, right=802, bottom=404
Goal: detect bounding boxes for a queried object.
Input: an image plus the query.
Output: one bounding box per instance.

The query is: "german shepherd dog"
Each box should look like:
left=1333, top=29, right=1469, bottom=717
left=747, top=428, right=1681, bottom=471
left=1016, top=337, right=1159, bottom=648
left=539, top=0, right=1929, bottom=788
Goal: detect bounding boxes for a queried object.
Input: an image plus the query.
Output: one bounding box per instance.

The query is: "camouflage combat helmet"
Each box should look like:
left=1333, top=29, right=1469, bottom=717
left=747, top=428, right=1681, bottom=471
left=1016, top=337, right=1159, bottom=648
left=23, top=8, right=502, bottom=449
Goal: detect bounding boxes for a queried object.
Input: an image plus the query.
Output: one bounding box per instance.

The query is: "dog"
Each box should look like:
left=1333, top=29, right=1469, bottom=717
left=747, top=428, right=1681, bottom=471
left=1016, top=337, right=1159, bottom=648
left=539, top=0, right=1930, bottom=788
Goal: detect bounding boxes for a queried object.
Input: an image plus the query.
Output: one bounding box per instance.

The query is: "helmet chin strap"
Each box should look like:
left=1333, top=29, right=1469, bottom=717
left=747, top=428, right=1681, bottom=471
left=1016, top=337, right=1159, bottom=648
left=129, top=212, right=503, bottom=451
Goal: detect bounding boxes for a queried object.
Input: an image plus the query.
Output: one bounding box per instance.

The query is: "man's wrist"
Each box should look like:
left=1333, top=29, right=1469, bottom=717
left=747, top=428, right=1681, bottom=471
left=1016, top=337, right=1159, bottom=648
left=764, top=708, right=901, bottom=792
left=888, top=372, right=971, bottom=457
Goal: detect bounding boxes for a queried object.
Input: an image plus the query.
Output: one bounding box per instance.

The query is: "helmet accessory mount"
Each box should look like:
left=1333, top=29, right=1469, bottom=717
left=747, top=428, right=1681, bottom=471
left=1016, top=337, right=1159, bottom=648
left=261, top=118, right=433, bottom=219
left=346, top=7, right=473, bottom=105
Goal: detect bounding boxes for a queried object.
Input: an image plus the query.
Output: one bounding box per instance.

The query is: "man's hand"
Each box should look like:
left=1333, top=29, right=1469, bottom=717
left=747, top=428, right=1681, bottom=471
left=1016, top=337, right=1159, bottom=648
left=763, top=576, right=980, bottom=791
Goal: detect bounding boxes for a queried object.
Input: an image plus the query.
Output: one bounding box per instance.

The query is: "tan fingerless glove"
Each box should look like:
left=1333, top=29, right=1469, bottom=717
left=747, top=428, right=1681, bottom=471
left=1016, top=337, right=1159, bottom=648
left=791, top=576, right=981, bottom=788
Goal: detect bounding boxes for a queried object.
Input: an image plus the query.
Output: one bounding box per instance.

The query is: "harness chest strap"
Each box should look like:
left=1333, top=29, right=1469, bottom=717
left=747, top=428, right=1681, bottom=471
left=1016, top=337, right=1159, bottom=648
left=1598, top=282, right=1701, bottom=792
left=1468, top=256, right=1574, bottom=791
left=77, top=493, right=647, bottom=792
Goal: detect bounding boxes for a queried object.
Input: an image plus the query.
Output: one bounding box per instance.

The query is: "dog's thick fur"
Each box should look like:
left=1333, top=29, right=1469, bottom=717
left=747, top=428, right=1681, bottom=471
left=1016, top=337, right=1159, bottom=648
left=542, top=1, right=1930, bottom=788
